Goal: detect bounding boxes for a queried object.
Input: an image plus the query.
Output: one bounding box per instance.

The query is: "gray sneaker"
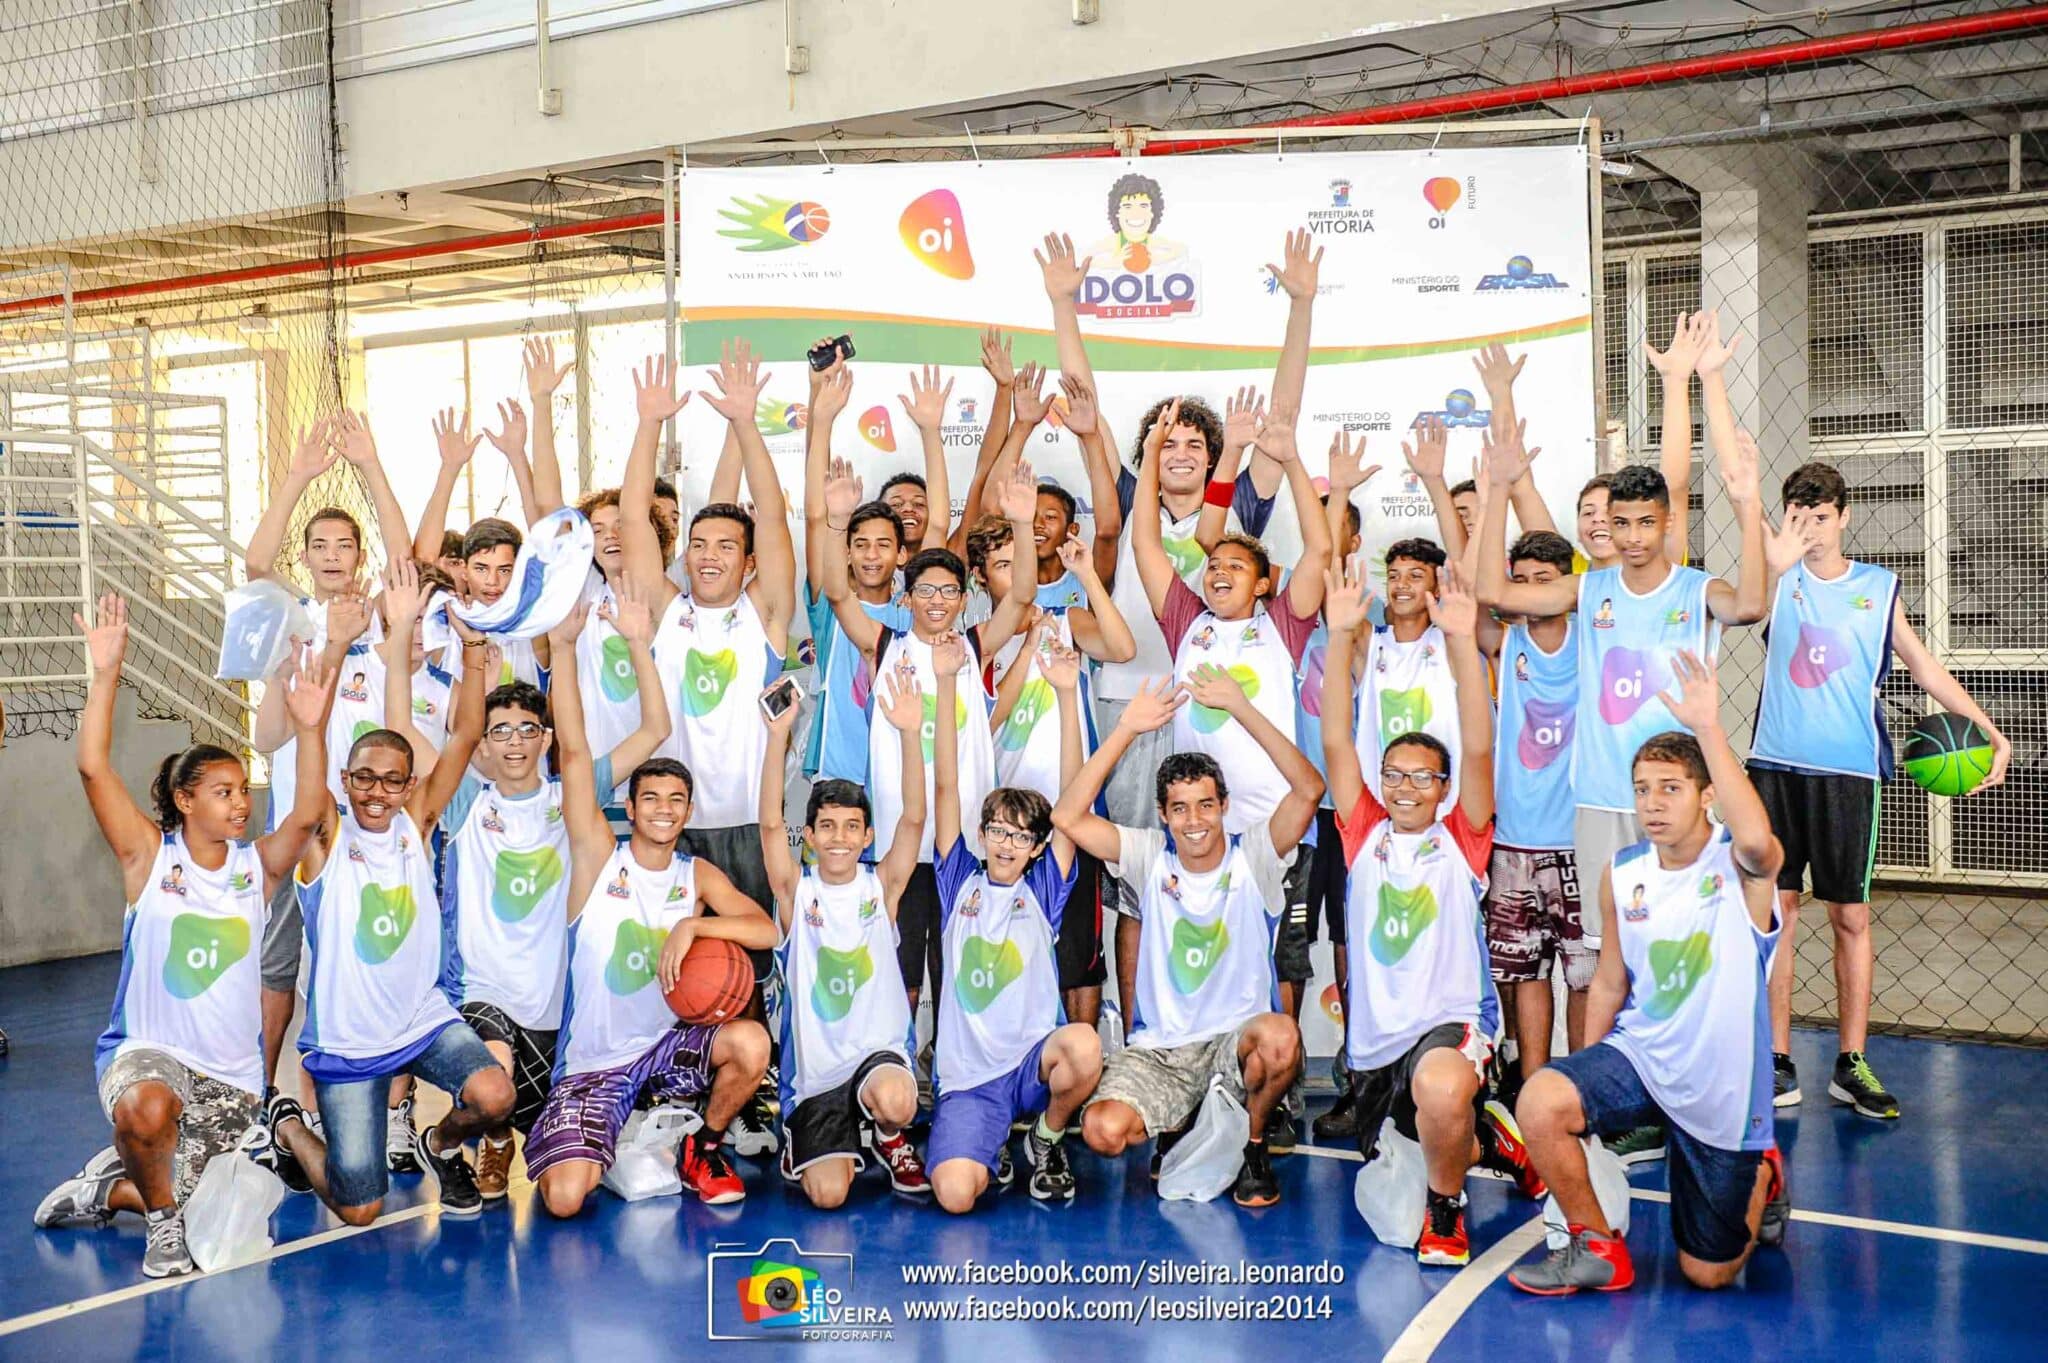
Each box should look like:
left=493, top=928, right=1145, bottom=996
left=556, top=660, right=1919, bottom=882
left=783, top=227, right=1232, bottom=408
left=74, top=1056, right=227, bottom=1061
left=1024, top=1127, right=1075, bottom=1202
left=142, top=1208, right=195, bottom=1278
left=1507, top=1227, right=1635, bottom=1296
left=34, top=1146, right=124, bottom=1229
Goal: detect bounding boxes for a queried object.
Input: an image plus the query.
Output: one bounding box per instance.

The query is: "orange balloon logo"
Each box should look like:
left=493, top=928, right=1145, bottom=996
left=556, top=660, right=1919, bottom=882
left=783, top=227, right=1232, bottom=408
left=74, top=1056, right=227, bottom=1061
left=859, top=406, right=896, bottom=453
left=1423, top=177, right=1461, bottom=213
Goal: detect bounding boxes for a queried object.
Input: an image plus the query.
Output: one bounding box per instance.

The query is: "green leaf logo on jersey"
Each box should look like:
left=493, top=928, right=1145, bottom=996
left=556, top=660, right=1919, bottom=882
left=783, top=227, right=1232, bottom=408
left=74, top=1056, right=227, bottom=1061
left=604, top=919, right=668, bottom=995
left=1189, top=664, right=1261, bottom=734
left=1643, top=931, right=1714, bottom=1020
left=491, top=846, right=564, bottom=922
left=955, top=936, right=1024, bottom=1012
left=1369, top=882, right=1439, bottom=966
left=1167, top=917, right=1230, bottom=994
left=162, top=912, right=251, bottom=999
left=351, top=719, right=378, bottom=747
left=811, top=943, right=874, bottom=1020
left=1163, top=534, right=1205, bottom=580
left=354, top=883, right=417, bottom=964
left=682, top=648, right=739, bottom=717
left=1378, top=687, right=1433, bottom=744
left=920, top=690, right=972, bottom=761
left=227, top=871, right=253, bottom=893
left=599, top=633, right=639, bottom=702
left=997, top=679, right=1056, bottom=752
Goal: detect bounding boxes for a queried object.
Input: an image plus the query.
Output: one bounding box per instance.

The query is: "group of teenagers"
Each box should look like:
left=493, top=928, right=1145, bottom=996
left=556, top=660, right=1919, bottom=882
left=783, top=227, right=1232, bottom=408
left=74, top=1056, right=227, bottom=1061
left=32, top=224, right=2011, bottom=1300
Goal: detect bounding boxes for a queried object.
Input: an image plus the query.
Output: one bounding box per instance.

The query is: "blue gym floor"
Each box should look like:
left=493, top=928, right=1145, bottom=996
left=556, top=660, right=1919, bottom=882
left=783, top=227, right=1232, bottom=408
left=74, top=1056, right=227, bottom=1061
left=3, top=953, right=2044, bottom=1362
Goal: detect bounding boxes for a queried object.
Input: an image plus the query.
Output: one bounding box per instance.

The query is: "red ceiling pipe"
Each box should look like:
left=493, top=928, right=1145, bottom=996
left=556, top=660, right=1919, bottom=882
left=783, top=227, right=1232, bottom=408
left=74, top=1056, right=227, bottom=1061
left=1055, top=2, right=2048, bottom=157
left=0, top=208, right=663, bottom=316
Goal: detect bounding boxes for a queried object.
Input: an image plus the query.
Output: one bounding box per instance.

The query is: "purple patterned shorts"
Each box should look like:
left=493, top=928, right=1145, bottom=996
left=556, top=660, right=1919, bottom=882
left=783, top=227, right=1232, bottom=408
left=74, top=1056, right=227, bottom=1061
left=523, top=1023, right=721, bottom=1180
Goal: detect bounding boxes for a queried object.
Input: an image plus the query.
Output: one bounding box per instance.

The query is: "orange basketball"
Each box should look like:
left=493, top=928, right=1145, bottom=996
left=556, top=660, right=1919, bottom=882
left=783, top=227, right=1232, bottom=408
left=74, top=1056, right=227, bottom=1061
left=664, top=935, right=754, bottom=1024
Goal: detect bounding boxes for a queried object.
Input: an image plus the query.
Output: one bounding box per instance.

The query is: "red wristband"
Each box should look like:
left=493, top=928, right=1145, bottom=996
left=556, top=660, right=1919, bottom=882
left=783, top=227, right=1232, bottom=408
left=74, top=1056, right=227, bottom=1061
left=1203, top=480, right=1235, bottom=509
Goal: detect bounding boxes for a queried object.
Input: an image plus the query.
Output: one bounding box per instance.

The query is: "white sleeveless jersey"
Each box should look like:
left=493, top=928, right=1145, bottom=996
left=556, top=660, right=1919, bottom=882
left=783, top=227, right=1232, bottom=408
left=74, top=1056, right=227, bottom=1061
left=1169, top=608, right=1299, bottom=833
left=655, top=592, right=778, bottom=828
left=558, top=844, right=699, bottom=1078
left=1122, top=829, right=1281, bottom=1051
left=298, top=810, right=457, bottom=1062
left=936, top=857, right=1062, bottom=1094
left=444, top=634, right=542, bottom=694
left=573, top=577, right=654, bottom=804
left=1342, top=812, right=1498, bottom=1071
left=1604, top=828, right=1780, bottom=1151
left=991, top=614, right=1096, bottom=801
left=95, top=834, right=268, bottom=1096
left=868, top=630, right=996, bottom=864
left=1098, top=501, right=1242, bottom=702
left=776, top=867, right=913, bottom=1107
left=1360, top=625, right=1464, bottom=807
left=443, top=779, right=573, bottom=1029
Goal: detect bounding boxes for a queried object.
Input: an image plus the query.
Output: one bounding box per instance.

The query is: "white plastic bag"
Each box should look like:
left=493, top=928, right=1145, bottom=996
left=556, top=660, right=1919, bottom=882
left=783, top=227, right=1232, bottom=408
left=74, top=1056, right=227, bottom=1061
left=1157, top=1078, right=1249, bottom=1202
left=217, top=579, right=312, bottom=681
left=1353, top=1118, right=1428, bottom=1247
left=184, top=1141, right=285, bottom=1272
left=601, top=1105, right=702, bottom=1202
left=1098, top=999, right=1125, bottom=1060
left=1541, top=1135, right=1631, bottom=1249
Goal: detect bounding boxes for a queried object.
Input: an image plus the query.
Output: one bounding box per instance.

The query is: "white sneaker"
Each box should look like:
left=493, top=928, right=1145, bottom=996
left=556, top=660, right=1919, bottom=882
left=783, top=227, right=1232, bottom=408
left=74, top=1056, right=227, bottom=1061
left=387, top=1096, right=421, bottom=1174
left=35, top=1147, right=123, bottom=1229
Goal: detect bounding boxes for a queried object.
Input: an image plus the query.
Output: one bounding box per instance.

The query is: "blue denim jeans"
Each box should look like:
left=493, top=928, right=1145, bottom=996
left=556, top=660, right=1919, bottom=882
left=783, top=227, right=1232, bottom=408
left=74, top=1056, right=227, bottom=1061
left=311, top=1021, right=498, bottom=1208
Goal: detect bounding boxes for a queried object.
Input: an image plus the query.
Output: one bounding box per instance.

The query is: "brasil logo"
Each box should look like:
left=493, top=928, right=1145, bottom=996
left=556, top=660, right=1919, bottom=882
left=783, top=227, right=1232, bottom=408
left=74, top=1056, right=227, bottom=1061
left=717, top=195, right=831, bottom=252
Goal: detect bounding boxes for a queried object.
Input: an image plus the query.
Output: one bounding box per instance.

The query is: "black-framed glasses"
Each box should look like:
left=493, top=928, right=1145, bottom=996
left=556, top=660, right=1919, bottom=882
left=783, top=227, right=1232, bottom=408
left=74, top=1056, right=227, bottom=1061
left=1380, top=768, right=1448, bottom=790
left=982, top=824, right=1038, bottom=848
left=486, top=721, right=548, bottom=743
left=346, top=769, right=411, bottom=794
left=911, top=583, right=964, bottom=601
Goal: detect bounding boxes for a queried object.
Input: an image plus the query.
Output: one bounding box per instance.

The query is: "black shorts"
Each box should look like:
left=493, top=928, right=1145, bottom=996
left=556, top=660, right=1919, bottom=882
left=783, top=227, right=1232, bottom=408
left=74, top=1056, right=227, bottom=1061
left=1055, top=852, right=1108, bottom=992
left=1305, top=808, right=1349, bottom=947
left=678, top=823, right=775, bottom=984
left=1348, top=1022, right=1490, bottom=1161
left=1748, top=765, right=1880, bottom=904
left=1273, top=847, right=1316, bottom=984
left=787, top=1050, right=913, bottom=1174
left=459, top=1002, right=557, bottom=1135
left=894, top=863, right=944, bottom=995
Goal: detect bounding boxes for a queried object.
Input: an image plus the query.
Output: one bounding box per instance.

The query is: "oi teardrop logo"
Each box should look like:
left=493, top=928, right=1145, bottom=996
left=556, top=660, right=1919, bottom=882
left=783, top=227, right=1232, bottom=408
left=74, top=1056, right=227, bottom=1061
left=354, top=884, right=418, bottom=965
left=605, top=919, right=669, bottom=995
left=899, top=189, right=975, bottom=279
left=1789, top=624, right=1851, bottom=688
left=1167, top=917, right=1230, bottom=994
left=163, top=913, right=252, bottom=999
left=955, top=936, right=1024, bottom=1012
left=599, top=633, right=639, bottom=702
left=810, top=944, right=874, bottom=1020
left=492, top=847, right=565, bottom=922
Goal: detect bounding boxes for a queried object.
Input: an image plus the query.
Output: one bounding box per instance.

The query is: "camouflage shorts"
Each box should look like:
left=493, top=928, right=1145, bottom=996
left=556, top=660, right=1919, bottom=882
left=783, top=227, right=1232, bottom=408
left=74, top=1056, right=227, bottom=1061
left=97, top=1048, right=260, bottom=1206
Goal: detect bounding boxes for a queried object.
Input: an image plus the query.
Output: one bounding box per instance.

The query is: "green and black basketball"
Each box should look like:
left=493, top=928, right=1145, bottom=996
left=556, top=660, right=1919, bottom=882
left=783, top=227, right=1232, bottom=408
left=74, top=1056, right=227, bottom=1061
left=1901, top=712, right=1995, bottom=797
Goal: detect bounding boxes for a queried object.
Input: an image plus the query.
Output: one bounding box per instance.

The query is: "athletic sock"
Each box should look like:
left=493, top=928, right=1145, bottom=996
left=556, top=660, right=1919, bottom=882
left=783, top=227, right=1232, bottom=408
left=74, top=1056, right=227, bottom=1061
left=1033, top=1115, right=1064, bottom=1145
left=700, top=1126, right=726, bottom=1148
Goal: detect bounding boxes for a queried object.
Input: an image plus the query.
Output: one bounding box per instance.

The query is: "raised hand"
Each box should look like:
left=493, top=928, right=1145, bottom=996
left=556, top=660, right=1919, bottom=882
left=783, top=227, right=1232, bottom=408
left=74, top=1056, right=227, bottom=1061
left=548, top=600, right=592, bottom=648
left=656, top=917, right=698, bottom=995
left=1479, top=415, right=1534, bottom=488
left=1720, top=427, right=1763, bottom=507
left=381, top=557, right=424, bottom=626
left=1040, top=639, right=1083, bottom=692
left=806, top=335, right=843, bottom=400
left=523, top=336, right=573, bottom=400
left=606, top=571, right=656, bottom=645
left=1187, top=662, right=1249, bottom=714
left=1765, top=504, right=1819, bottom=575
left=931, top=629, right=969, bottom=679
left=1656, top=649, right=1722, bottom=731
left=1694, top=309, right=1742, bottom=378
left=899, top=363, right=954, bottom=433
left=326, top=588, right=372, bottom=648
left=484, top=399, right=529, bottom=460
left=877, top=672, right=924, bottom=734
left=633, top=355, right=689, bottom=424
left=823, top=455, right=864, bottom=526
left=1425, top=561, right=1479, bottom=638
left=333, top=410, right=380, bottom=469
left=1119, top=677, right=1187, bottom=735
left=1012, top=362, right=1051, bottom=425
left=1056, top=532, right=1095, bottom=580
left=76, top=592, right=129, bottom=672
left=1223, top=386, right=1265, bottom=454
left=1253, top=411, right=1300, bottom=464
left=1326, top=429, right=1378, bottom=495
left=980, top=326, right=1016, bottom=386
left=283, top=648, right=336, bottom=732
left=1034, top=231, right=1091, bottom=302
left=763, top=681, right=802, bottom=740
left=432, top=407, right=481, bottom=470
left=699, top=340, right=769, bottom=422
left=812, top=365, right=853, bottom=426
left=1645, top=309, right=1712, bottom=379
left=1403, top=413, right=1448, bottom=481
left=1058, top=374, right=1098, bottom=436
left=1265, top=226, right=1323, bottom=302
left=1323, top=555, right=1375, bottom=634
left=1471, top=342, right=1527, bottom=401
left=997, top=457, right=1038, bottom=525
left=288, top=417, right=338, bottom=482
left=1142, top=397, right=1184, bottom=466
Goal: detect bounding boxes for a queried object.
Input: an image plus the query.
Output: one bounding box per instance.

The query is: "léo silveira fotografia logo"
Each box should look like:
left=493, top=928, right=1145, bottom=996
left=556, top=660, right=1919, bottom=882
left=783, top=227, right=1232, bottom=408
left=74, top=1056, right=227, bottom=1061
left=707, top=1237, right=892, bottom=1341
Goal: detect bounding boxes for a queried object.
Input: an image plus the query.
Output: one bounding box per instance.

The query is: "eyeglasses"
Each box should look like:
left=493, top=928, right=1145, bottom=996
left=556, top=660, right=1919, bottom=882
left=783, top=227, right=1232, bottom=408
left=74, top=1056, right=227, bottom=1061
left=981, top=824, right=1038, bottom=849
left=486, top=721, right=548, bottom=743
left=345, top=769, right=411, bottom=794
left=910, top=583, right=964, bottom=601
left=1379, top=768, right=1448, bottom=790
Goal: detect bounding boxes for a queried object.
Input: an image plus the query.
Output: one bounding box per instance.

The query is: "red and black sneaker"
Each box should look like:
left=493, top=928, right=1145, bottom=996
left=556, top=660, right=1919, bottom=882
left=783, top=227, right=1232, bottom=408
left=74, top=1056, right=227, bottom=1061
left=1757, top=1145, right=1790, bottom=1248
left=1479, top=1099, right=1548, bottom=1200
left=866, top=1125, right=931, bottom=1197
left=1416, top=1191, right=1471, bottom=1266
left=679, top=1133, right=746, bottom=1205
left=1508, top=1226, right=1636, bottom=1296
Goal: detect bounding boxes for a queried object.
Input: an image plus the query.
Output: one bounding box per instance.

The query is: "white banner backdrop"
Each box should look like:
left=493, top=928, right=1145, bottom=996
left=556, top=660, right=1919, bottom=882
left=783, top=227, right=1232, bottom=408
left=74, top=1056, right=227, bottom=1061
left=676, top=147, right=1595, bottom=595
left=679, top=149, right=1595, bottom=1057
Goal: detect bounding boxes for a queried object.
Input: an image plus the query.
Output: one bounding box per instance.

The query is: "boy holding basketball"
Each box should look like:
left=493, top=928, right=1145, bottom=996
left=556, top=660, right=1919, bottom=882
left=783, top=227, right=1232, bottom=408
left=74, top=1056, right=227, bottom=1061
left=522, top=599, right=776, bottom=1216
left=926, top=631, right=1102, bottom=1210
left=1748, top=461, right=2010, bottom=1119
left=759, top=670, right=933, bottom=1206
